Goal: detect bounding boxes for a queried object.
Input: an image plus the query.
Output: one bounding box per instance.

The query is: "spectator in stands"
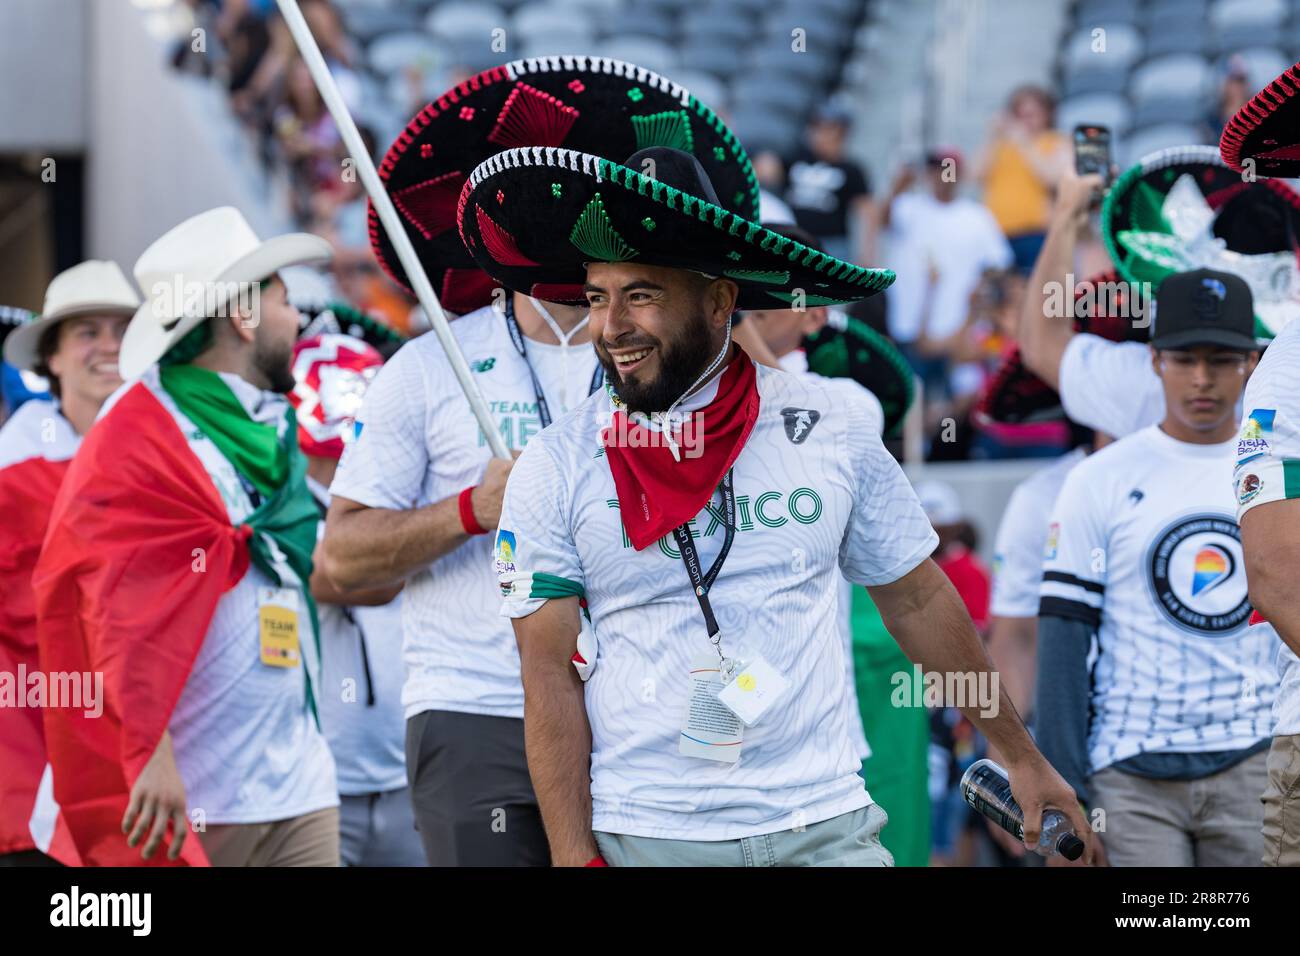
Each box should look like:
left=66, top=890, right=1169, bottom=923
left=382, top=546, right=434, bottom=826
left=782, top=101, right=874, bottom=264
left=1204, top=57, right=1252, bottom=143
left=275, top=56, right=346, bottom=222
left=976, top=85, right=1068, bottom=272
left=882, top=149, right=1014, bottom=410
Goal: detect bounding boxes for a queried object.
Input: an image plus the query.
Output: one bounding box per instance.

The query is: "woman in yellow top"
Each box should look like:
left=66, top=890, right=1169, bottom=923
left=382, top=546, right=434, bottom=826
left=976, top=86, right=1069, bottom=272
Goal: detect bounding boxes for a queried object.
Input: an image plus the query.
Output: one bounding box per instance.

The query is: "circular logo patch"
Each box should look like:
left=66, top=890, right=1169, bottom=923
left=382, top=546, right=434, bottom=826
left=1147, top=513, right=1251, bottom=635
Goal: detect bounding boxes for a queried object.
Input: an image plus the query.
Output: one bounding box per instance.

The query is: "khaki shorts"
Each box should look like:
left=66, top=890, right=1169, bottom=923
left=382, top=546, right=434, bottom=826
left=1089, top=750, right=1267, bottom=867
left=594, top=802, right=893, bottom=867
left=198, top=806, right=340, bottom=867
left=1263, top=734, right=1300, bottom=867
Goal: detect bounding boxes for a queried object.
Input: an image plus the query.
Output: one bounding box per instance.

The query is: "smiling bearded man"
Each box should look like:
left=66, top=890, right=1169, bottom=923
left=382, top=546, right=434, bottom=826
left=456, top=144, right=1094, bottom=867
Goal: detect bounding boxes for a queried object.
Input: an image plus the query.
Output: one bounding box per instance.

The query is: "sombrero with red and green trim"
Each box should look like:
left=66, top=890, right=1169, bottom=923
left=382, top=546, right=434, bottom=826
left=370, top=55, right=761, bottom=314
left=455, top=146, right=894, bottom=309
left=1220, top=60, right=1300, bottom=178
left=1101, top=144, right=1300, bottom=342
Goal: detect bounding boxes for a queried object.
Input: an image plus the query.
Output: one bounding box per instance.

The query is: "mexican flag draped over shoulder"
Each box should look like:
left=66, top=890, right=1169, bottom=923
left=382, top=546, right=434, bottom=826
left=0, top=402, right=76, bottom=860
left=32, top=366, right=320, bottom=867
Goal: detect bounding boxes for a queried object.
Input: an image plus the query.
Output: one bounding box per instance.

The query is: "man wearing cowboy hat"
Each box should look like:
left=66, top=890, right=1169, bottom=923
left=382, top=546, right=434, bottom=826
left=34, top=207, right=341, bottom=866
left=459, top=144, right=1092, bottom=866
left=319, top=57, right=767, bottom=866
left=0, top=262, right=137, bottom=866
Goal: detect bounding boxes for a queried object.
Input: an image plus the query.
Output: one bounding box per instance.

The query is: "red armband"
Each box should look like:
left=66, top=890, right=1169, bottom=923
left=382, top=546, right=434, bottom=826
left=584, top=854, right=608, bottom=867
left=458, top=486, right=488, bottom=536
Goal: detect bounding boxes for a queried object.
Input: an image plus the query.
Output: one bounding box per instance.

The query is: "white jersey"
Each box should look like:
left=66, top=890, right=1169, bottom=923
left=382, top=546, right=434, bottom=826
left=309, top=479, right=408, bottom=796
left=0, top=398, right=79, bottom=469
left=1233, top=315, right=1300, bottom=737
left=778, top=348, right=881, bottom=761
left=497, top=362, right=938, bottom=840
left=1040, top=425, right=1277, bottom=774
left=136, top=368, right=338, bottom=824
left=1059, top=334, right=1164, bottom=439
left=991, top=447, right=1087, bottom=618
left=331, top=304, right=600, bottom=720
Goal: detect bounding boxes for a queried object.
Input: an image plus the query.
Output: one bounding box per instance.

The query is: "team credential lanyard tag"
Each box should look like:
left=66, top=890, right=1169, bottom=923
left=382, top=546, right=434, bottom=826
left=716, top=656, right=791, bottom=727
left=258, top=586, right=302, bottom=668
left=679, top=651, right=744, bottom=762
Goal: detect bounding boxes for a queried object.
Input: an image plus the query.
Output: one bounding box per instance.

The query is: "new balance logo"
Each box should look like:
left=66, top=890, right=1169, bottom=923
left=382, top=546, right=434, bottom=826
left=781, top=407, right=821, bottom=444
left=1128, top=489, right=1144, bottom=505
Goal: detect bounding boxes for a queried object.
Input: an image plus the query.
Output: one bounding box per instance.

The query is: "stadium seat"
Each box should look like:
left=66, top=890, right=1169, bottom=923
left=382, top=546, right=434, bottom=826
left=666, top=69, right=730, bottom=112
left=594, top=36, right=679, bottom=75
left=1131, top=53, right=1211, bottom=106
left=1214, top=47, right=1292, bottom=91
left=1056, top=92, right=1133, bottom=136
left=365, top=33, right=451, bottom=77
left=1118, top=121, right=1208, bottom=166
left=426, top=3, right=508, bottom=45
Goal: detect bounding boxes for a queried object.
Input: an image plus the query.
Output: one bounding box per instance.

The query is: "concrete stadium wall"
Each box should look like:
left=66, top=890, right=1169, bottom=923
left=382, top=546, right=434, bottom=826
left=907, top=458, right=1046, bottom=564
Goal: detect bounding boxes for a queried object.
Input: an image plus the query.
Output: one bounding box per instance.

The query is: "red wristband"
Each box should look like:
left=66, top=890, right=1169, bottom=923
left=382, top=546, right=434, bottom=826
left=584, top=854, right=608, bottom=867
left=458, top=486, right=488, bottom=536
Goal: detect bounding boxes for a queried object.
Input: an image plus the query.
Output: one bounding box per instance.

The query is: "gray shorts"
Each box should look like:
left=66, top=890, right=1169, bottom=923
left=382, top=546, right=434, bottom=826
left=405, top=709, right=550, bottom=866
left=339, top=787, right=426, bottom=867
left=594, top=802, right=894, bottom=867
left=1089, top=749, right=1267, bottom=867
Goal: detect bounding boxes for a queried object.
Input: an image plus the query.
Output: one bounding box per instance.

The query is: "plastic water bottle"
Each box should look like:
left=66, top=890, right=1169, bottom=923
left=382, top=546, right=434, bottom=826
left=959, top=758, right=1086, bottom=861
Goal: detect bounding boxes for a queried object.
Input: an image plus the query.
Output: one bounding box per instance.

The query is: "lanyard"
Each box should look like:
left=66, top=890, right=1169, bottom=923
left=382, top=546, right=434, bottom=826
left=672, top=470, right=737, bottom=663
left=503, top=297, right=604, bottom=429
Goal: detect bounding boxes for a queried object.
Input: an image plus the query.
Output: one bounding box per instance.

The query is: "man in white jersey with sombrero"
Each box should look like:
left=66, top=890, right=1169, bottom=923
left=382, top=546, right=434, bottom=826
left=458, top=143, right=1092, bottom=867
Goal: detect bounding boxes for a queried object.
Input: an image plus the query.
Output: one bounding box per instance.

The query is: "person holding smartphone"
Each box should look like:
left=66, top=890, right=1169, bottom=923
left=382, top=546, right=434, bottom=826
left=975, top=85, right=1070, bottom=271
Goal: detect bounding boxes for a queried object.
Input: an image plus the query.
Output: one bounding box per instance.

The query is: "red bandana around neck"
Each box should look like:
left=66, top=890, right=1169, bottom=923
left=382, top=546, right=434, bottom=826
left=602, top=349, right=761, bottom=551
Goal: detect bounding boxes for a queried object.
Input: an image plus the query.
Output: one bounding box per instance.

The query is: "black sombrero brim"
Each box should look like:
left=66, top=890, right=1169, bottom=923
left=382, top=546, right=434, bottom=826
left=1221, top=61, right=1300, bottom=178
left=456, top=147, right=894, bottom=310
left=801, top=313, right=914, bottom=436
left=371, top=55, right=761, bottom=314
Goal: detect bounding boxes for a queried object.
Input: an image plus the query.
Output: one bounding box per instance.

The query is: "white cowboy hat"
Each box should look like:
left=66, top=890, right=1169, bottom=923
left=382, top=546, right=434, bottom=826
left=2, top=260, right=141, bottom=371
left=119, top=206, right=333, bottom=380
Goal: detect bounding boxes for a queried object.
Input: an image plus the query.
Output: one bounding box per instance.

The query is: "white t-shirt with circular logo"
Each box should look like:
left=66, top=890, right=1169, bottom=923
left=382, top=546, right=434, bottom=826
left=1041, top=425, right=1277, bottom=774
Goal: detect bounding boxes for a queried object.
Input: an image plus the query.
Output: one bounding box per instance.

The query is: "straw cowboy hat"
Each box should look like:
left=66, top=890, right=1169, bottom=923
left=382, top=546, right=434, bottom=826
left=3, top=260, right=140, bottom=371
left=119, top=206, right=332, bottom=380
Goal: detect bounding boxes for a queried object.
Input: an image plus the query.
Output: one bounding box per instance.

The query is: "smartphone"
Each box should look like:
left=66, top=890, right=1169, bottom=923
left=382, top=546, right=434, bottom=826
left=1073, top=124, right=1112, bottom=185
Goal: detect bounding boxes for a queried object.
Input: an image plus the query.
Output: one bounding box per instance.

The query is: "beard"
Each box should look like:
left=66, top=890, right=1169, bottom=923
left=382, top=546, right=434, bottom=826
left=597, top=308, right=717, bottom=414
left=254, top=333, right=297, bottom=394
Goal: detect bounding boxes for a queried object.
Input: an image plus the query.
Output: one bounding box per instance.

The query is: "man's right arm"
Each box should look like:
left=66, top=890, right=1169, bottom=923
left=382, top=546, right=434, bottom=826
left=1242, top=499, right=1300, bottom=659
left=512, top=596, right=600, bottom=866
left=322, top=455, right=516, bottom=591
left=1018, top=167, right=1103, bottom=391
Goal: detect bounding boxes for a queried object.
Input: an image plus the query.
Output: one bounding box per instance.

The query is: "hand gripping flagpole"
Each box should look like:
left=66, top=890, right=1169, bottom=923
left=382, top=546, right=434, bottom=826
left=274, top=0, right=511, bottom=459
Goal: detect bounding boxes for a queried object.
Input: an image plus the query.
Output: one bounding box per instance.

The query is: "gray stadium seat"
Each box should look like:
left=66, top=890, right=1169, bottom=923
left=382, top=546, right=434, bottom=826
left=1131, top=53, right=1211, bottom=105
left=1118, top=122, right=1208, bottom=167
left=1214, top=48, right=1292, bottom=92
left=1055, top=93, right=1133, bottom=136
left=730, top=76, right=819, bottom=120
left=595, top=36, right=679, bottom=75
left=426, top=3, right=508, bottom=45
left=1210, top=0, right=1287, bottom=30
left=366, top=33, right=451, bottom=76
left=666, top=69, right=730, bottom=113
left=1062, top=22, right=1143, bottom=75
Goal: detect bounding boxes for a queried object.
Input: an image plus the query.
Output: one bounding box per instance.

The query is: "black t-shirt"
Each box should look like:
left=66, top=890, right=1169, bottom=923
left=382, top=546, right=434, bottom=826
left=783, top=149, right=870, bottom=240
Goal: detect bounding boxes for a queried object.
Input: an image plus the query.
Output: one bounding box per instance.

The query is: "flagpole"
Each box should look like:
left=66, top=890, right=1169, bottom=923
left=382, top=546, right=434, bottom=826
left=273, top=0, right=511, bottom=459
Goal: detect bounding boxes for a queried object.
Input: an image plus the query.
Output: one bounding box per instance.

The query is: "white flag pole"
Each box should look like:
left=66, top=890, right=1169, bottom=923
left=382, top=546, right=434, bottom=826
left=274, top=0, right=511, bottom=459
